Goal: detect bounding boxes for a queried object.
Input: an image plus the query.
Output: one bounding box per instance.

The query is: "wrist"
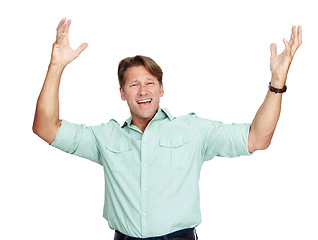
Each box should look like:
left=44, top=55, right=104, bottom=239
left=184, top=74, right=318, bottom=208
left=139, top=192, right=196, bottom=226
left=270, top=76, right=286, bottom=89
left=49, top=61, right=66, bottom=72
left=268, top=81, right=287, bottom=94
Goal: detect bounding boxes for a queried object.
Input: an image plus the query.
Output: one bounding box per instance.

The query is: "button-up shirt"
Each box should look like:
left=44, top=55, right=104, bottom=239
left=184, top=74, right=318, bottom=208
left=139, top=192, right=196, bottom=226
left=50, top=108, right=252, bottom=238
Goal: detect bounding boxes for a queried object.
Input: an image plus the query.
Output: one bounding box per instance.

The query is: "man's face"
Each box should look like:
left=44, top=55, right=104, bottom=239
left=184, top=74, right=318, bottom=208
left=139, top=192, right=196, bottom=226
left=120, top=66, right=164, bottom=125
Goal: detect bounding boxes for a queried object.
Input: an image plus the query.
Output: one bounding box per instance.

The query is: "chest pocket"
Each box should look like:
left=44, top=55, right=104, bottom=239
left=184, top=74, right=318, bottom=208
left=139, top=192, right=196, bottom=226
left=105, top=141, right=132, bottom=173
left=159, top=136, right=190, bottom=170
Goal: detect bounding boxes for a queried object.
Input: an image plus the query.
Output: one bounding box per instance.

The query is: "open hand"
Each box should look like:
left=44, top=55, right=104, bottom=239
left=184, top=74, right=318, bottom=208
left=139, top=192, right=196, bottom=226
left=270, top=25, right=302, bottom=88
left=50, top=18, right=88, bottom=68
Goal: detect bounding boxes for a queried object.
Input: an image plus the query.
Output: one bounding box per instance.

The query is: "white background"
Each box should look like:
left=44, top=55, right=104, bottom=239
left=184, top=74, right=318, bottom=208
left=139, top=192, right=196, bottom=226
left=1, top=0, right=317, bottom=239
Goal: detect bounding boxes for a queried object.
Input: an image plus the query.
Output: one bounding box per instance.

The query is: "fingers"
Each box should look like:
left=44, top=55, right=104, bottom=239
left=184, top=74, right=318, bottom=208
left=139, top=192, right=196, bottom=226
left=285, top=25, right=302, bottom=46
left=292, top=25, right=302, bottom=45
left=56, top=18, right=71, bottom=44
left=298, top=25, right=302, bottom=45
left=283, top=38, right=289, bottom=49
left=270, top=43, right=277, bottom=57
left=57, top=18, right=66, bottom=30
left=281, top=25, right=302, bottom=57
left=75, top=43, right=89, bottom=58
left=289, top=25, right=296, bottom=44
left=269, top=25, right=302, bottom=59
left=65, top=19, right=71, bottom=35
left=291, top=25, right=302, bottom=54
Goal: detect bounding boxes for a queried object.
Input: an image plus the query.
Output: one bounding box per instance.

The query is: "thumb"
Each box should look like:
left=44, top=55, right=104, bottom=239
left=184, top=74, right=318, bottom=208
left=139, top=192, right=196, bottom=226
left=74, top=43, right=88, bottom=58
left=270, top=43, right=277, bottom=57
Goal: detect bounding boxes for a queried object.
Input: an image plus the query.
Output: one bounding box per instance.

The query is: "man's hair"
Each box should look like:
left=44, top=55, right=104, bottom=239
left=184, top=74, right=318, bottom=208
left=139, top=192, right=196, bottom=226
left=118, top=55, right=163, bottom=89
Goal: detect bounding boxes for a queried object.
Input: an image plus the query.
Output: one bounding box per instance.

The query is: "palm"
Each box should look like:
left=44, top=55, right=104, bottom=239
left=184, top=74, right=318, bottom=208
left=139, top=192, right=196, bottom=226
left=51, top=18, right=88, bottom=67
left=270, top=49, right=292, bottom=80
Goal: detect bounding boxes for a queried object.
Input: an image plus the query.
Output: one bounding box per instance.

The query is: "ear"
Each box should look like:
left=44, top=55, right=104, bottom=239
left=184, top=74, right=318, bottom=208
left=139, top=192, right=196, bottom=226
left=159, top=83, right=164, bottom=97
left=120, top=87, right=126, bottom=101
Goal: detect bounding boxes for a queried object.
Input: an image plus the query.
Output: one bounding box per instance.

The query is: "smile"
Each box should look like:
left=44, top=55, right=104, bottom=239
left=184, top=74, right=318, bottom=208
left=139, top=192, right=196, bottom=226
left=137, top=99, right=152, bottom=104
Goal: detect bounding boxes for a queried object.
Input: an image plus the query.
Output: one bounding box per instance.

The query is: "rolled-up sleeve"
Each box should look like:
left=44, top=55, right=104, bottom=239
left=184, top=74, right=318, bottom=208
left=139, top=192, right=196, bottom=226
left=200, top=119, right=252, bottom=161
left=228, top=123, right=252, bottom=156
left=50, top=119, right=101, bottom=165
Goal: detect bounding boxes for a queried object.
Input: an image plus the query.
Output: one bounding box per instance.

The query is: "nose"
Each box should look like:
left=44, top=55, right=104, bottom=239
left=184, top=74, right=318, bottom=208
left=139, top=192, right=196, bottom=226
left=138, top=84, right=148, bottom=96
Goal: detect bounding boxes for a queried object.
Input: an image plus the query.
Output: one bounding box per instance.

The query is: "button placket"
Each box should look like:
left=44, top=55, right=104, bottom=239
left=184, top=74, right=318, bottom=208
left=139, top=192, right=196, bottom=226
left=140, top=136, right=148, bottom=236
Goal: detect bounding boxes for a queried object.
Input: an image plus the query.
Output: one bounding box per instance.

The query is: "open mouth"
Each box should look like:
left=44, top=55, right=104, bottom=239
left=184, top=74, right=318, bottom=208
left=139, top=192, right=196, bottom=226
left=137, top=99, right=152, bottom=104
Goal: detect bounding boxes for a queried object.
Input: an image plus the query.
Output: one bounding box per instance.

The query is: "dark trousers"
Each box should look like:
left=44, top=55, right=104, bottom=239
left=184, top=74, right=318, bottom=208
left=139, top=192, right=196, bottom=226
left=114, top=228, right=198, bottom=240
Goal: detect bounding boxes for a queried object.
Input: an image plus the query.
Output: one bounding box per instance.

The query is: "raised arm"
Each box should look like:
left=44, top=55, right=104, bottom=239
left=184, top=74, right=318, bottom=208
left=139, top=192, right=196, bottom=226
left=32, top=18, right=88, bottom=144
left=248, top=25, right=302, bottom=153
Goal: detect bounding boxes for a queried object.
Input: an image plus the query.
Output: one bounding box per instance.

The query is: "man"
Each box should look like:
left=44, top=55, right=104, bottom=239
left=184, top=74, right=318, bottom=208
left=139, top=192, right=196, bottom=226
left=32, top=18, right=302, bottom=240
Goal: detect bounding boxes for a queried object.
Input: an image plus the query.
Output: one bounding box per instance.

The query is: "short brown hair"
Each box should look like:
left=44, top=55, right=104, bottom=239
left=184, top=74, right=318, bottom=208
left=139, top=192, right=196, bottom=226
left=118, top=55, right=163, bottom=89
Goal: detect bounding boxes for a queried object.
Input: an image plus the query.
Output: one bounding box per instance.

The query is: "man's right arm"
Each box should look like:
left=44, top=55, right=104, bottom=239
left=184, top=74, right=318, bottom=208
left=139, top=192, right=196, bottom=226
left=32, top=18, right=88, bottom=144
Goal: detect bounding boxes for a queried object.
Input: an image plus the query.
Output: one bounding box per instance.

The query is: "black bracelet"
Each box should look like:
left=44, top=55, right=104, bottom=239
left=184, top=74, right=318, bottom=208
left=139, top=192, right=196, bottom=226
left=268, top=82, right=287, bottom=94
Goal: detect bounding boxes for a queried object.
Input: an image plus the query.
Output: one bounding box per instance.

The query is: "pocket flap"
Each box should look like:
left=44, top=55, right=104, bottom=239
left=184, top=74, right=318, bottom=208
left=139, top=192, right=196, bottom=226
left=159, top=136, right=189, bottom=148
left=105, top=141, right=132, bottom=153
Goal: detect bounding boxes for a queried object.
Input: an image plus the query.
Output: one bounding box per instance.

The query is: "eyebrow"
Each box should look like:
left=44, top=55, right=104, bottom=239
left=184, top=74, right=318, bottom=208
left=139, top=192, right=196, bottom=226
left=130, top=78, right=155, bottom=83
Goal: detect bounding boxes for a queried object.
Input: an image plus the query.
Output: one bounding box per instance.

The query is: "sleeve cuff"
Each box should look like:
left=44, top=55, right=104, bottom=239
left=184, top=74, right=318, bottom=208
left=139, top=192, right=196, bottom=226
left=231, top=123, right=253, bottom=156
left=50, top=119, right=77, bottom=153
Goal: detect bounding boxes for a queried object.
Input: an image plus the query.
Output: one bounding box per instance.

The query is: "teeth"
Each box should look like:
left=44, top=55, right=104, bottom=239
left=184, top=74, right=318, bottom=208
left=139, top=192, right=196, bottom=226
left=138, top=99, right=151, bottom=104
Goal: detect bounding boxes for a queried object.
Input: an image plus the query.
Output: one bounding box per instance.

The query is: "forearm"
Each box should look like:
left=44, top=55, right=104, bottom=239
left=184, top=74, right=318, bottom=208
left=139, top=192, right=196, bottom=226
left=33, top=64, right=64, bottom=142
left=248, top=87, right=283, bottom=152
left=34, top=64, right=63, bottom=122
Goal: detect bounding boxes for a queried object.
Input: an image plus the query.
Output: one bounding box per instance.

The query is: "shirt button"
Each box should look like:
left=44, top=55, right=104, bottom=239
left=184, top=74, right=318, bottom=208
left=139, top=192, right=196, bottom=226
left=143, top=163, right=147, bottom=167
left=143, top=187, right=147, bottom=191
left=143, top=139, right=147, bottom=143
left=143, top=212, right=147, bottom=216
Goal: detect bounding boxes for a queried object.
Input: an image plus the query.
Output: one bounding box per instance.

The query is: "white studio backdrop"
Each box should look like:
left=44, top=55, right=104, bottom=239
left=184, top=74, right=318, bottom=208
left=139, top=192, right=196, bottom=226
left=1, top=0, right=317, bottom=239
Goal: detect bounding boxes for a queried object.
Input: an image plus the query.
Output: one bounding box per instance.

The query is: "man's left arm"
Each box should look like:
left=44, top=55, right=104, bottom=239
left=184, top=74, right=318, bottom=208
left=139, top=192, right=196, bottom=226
left=248, top=25, right=302, bottom=153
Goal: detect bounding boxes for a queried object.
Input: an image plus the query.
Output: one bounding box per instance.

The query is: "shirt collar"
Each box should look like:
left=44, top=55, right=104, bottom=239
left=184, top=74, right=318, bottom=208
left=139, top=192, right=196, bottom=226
left=121, top=107, right=174, bottom=129
left=161, top=107, right=174, bottom=120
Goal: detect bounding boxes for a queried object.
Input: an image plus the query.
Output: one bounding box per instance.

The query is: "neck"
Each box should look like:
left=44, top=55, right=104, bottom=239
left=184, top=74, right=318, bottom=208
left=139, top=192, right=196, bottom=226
left=130, top=108, right=159, bottom=132
left=131, top=118, right=151, bottom=133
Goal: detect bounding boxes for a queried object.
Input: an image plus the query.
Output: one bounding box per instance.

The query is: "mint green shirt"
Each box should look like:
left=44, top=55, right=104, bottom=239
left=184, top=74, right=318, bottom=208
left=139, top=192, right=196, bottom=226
left=51, top=108, right=251, bottom=238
